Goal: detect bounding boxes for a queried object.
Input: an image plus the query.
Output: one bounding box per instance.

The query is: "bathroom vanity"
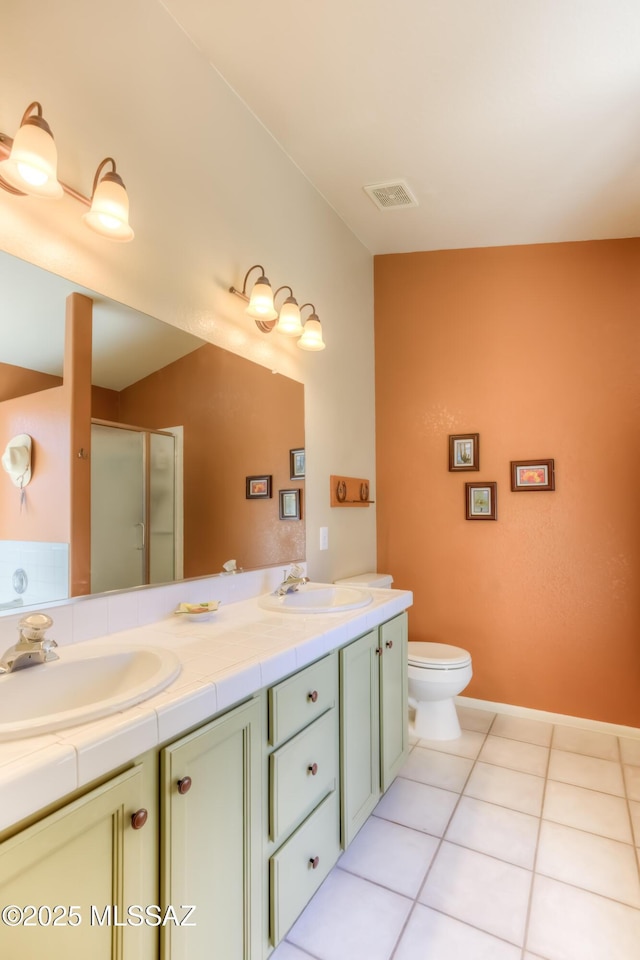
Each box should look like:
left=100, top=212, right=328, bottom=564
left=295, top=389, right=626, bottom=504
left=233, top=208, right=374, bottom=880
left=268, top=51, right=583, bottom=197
left=0, top=576, right=411, bottom=959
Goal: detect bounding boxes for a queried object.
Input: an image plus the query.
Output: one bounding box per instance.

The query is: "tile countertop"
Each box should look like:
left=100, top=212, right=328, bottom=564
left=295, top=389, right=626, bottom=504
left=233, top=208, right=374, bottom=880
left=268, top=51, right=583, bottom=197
left=0, top=587, right=412, bottom=833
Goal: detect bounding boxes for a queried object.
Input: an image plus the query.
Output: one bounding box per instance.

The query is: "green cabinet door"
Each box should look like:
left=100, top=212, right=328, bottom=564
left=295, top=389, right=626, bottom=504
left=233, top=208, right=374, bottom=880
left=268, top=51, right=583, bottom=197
left=0, top=763, right=152, bottom=960
left=161, top=697, right=262, bottom=960
left=339, top=629, right=380, bottom=848
left=380, top=612, right=409, bottom=792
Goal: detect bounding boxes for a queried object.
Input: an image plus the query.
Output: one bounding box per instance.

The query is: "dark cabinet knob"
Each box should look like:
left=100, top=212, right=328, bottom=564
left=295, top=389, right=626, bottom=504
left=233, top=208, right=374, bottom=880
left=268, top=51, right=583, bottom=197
left=385, top=640, right=393, bottom=649
left=131, top=808, right=148, bottom=830
left=308, top=763, right=318, bottom=776
left=177, top=776, right=192, bottom=795
left=308, top=690, right=319, bottom=703
left=375, top=647, right=382, bottom=656
left=309, top=856, right=319, bottom=869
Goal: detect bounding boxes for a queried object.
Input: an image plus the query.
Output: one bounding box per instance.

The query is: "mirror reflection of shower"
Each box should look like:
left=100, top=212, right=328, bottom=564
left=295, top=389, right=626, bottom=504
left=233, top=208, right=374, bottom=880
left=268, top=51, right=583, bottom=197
left=90, top=421, right=182, bottom=593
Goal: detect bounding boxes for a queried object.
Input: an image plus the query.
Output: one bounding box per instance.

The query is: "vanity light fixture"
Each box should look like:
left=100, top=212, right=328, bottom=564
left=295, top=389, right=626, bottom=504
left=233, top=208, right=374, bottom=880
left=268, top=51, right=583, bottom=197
left=297, top=304, right=326, bottom=351
left=230, top=265, right=325, bottom=348
left=0, top=101, right=134, bottom=241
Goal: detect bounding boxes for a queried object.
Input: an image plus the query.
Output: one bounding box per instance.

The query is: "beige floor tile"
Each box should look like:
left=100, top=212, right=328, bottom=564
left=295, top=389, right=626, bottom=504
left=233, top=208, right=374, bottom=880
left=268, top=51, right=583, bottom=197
left=630, top=800, right=640, bottom=846
left=419, top=842, right=532, bottom=945
left=548, top=749, right=625, bottom=796
left=464, top=761, right=545, bottom=816
left=478, top=735, right=549, bottom=777
left=543, top=779, right=633, bottom=843
left=287, top=870, right=412, bottom=960
left=417, top=728, right=486, bottom=759
left=457, top=705, right=496, bottom=734
left=624, top=763, right=640, bottom=801
left=373, top=776, right=459, bottom=836
left=619, top=737, right=640, bottom=766
left=400, top=745, right=473, bottom=792
left=394, top=904, right=521, bottom=960
left=491, top=714, right=553, bottom=746
left=445, top=795, right=539, bottom=868
left=552, top=725, right=619, bottom=761
left=338, top=816, right=439, bottom=898
left=527, top=875, right=640, bottom=960
left=536, top=820, right=640, bottom=907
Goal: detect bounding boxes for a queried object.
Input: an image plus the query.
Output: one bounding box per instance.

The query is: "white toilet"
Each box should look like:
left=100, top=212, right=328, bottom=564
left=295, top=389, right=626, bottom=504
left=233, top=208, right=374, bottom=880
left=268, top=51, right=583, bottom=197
left=335, top=572, right=473, bottom=741
left=408, top=642, right=473, bottom=740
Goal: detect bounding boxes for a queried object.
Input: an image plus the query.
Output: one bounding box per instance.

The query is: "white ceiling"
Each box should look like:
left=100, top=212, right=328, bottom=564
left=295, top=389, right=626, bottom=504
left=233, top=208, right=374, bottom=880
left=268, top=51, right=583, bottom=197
left=161, top=0, right=640, bottom=254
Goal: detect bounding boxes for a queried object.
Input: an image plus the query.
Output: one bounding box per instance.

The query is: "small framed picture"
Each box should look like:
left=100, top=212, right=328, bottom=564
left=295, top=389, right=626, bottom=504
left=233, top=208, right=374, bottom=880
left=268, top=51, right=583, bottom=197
left=290, top=448, right=305, bottom=480
left=449, top=433, right=480, bottom=471
left=465, top=482, right=497, bottom=520
left=246, top=475, right=272, bottom=499
left=510, top=459, right=555, bottom=492
left=279, top=488, right=301, bottom=520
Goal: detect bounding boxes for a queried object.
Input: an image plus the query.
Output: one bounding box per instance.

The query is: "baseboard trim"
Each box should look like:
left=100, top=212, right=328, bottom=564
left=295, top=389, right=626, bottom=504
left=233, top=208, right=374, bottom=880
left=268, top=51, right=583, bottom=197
left=456, top=695, right=640, bottom=741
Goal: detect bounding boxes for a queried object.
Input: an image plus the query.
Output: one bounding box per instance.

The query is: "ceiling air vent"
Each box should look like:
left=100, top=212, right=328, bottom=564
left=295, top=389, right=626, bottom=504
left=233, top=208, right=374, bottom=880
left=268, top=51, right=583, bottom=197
left=363, top=180, right=418, bottom=211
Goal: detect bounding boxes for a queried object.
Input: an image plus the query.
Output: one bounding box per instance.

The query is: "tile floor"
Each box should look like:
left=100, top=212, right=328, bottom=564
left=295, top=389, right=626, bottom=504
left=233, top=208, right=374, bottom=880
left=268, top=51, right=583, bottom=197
left=271, top=706, right=640, bottom=960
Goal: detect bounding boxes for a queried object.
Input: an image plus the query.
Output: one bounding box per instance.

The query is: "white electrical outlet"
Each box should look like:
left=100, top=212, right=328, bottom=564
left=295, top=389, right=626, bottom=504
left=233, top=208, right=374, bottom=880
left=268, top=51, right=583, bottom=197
left=319, top=526, right=329, bottom=550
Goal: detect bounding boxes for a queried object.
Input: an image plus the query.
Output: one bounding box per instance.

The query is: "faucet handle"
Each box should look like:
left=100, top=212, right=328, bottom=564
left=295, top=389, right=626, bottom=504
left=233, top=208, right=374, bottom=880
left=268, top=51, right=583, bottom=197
left=19, top=613, right=54, bottom=642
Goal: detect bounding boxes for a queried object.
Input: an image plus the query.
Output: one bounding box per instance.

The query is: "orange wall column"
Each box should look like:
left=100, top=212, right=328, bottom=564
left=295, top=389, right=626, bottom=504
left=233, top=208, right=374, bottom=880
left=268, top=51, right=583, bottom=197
left=65, top=293, right=93, bottom=597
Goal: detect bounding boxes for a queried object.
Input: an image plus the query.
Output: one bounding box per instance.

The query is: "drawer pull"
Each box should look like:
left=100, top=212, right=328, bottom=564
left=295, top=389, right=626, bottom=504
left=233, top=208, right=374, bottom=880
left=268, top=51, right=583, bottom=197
left=309, top=856, right=320, bottom=870
left=177, top=776, right=192, bottom=795
left=308, top=762, right=318, bottom=776
left=308, top=690, right=319, bottom=703
left=375, top=647, right=382, bottom=656
left=131, top=808, right=148, bottom=830
left=385, top=640, right=394, bottom=649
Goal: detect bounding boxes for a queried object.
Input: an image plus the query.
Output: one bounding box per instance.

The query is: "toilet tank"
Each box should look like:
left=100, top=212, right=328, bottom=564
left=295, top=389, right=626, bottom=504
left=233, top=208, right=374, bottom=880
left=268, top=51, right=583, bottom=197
left=334, top=572, right=394, bottom=589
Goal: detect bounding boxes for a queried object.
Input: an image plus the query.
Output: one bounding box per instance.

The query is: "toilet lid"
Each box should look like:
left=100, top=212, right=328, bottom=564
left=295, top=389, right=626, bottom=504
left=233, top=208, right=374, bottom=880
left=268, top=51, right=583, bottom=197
left=408, top=641, right=471, bottom=668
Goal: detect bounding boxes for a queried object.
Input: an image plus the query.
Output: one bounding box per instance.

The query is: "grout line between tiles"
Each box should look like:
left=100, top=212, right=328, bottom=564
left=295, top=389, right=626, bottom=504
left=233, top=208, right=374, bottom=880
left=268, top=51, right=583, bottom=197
left=520, top=736, right=552, bottom=960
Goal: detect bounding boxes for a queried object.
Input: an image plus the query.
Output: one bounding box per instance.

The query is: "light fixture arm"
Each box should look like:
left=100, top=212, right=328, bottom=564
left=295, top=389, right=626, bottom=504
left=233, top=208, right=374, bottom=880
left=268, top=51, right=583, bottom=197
left=300, top=303, right=317, bottom=318
left=89, top=157, right=126, bottom=198
left=229, top=264, right=268, bottom=302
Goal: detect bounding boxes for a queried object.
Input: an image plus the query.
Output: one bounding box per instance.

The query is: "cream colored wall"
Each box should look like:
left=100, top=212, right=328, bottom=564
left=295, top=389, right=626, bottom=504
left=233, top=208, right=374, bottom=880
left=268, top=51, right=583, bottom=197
left=0, top=0, right=376, bottom=582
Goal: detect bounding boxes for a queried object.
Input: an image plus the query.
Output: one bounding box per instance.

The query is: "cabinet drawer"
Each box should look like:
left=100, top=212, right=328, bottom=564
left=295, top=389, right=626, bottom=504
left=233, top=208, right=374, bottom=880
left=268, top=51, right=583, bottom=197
left=269, top=790, right=340, bottom=946
left=270, top=707, right=338, bottom=844
left=269, top=653, right=337, bottom=747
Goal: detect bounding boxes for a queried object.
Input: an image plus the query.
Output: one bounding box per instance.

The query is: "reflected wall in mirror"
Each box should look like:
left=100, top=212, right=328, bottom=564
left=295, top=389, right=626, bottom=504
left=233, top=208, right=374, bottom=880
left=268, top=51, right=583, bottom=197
left=0, top=252, right=305, bottom=610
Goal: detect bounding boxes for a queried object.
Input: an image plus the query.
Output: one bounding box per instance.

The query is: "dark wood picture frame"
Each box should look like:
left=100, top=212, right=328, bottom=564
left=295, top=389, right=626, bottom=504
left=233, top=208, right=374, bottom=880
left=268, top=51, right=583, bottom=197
left=279, top=488, right=301, bottom=520
left=510, top=459, right=555, bottom=491
left=449, top=433, right=480, bottom=471
left=289, top=448, right=305, bottom=480
left=465, top=481, right=497, bottom=520
left=246, top=475, right=272, bottom=499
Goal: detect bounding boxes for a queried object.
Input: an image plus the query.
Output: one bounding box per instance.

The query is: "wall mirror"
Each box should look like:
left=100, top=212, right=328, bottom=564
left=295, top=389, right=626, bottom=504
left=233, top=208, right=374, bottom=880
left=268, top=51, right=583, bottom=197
left=0, top=251, right=305, bottom=611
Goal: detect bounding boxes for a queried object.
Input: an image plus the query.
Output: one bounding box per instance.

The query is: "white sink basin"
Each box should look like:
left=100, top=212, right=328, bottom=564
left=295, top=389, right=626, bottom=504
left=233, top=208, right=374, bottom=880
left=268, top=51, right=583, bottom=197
left=258, top=583, right=372, bottom=615
left=0, top=644, right=181, bottom=740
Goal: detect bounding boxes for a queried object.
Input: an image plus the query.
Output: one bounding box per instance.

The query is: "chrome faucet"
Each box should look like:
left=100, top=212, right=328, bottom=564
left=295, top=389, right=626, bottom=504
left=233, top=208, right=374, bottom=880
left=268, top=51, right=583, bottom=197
left=275, top=565, right=310, bottom=596
left=0, top=613, right=58, bottom=674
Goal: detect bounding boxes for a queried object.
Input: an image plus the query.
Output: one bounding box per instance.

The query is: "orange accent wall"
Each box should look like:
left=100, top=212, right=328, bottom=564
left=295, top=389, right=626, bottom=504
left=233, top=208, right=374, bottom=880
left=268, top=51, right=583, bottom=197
left=114, top=343, right=305, bottom=576
left=0, top=386, right=70, bottom=542
left=0, top=363, right=62, bottom=401
left=374, top=239, right=640, bottom=727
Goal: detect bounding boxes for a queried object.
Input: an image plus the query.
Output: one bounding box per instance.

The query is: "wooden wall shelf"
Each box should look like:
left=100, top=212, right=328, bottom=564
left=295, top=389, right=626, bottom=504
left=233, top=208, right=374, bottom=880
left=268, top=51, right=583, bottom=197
left=330, top=475, right=374, bottom=508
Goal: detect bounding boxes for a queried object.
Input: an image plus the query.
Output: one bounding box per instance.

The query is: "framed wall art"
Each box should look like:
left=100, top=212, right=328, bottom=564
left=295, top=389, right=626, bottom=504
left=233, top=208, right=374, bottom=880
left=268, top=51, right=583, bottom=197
left=465, top=481, right=497, bottom=520
left=510, top=459, right=555, bottom=491
left=449, top=433, right=479, bottom=471
left=290, top=448, right=305, bottom=479
left=279, top=488, right=301, bottom=520
left=246, top=475, right=272, bottom=499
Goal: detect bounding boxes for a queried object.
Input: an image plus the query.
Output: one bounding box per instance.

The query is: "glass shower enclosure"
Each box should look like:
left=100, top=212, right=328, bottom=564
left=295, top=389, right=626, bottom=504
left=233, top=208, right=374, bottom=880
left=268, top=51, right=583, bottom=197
left=90, top=422, right=178, bottom=594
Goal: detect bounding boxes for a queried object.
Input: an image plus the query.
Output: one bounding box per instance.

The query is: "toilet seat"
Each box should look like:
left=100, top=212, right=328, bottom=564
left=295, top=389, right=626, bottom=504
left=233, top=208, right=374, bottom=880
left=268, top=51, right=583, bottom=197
left=408, top=641, right=471, bottom=669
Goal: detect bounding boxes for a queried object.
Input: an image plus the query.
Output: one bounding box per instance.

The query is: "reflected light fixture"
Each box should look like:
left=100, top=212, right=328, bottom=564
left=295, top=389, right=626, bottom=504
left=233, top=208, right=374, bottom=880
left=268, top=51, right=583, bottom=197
left=0, top=101, right=134, bottom=241
left=230, top=265, right=325, bottom=349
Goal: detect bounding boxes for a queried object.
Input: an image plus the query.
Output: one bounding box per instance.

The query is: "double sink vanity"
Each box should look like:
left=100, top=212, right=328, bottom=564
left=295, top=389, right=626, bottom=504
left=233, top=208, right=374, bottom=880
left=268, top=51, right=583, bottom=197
left=0, top=571, right=412, bottom=959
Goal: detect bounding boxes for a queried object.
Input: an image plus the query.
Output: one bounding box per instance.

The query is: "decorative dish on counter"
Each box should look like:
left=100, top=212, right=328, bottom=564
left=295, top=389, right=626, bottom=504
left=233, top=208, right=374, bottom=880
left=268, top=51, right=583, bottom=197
left=174, top=601, right=220, bottom=622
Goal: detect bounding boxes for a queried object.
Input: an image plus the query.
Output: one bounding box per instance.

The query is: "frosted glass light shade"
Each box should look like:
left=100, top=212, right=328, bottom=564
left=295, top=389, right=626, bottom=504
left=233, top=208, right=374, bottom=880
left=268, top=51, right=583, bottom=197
left=298, top=316, right=326, bottom=351
left=0, top=119, right=63, bottom=198
left=83, top=172, right=134, bottom=242
left=276, top=297, right=303, bottom=337
left=246, top=276, right=278, bottom=321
